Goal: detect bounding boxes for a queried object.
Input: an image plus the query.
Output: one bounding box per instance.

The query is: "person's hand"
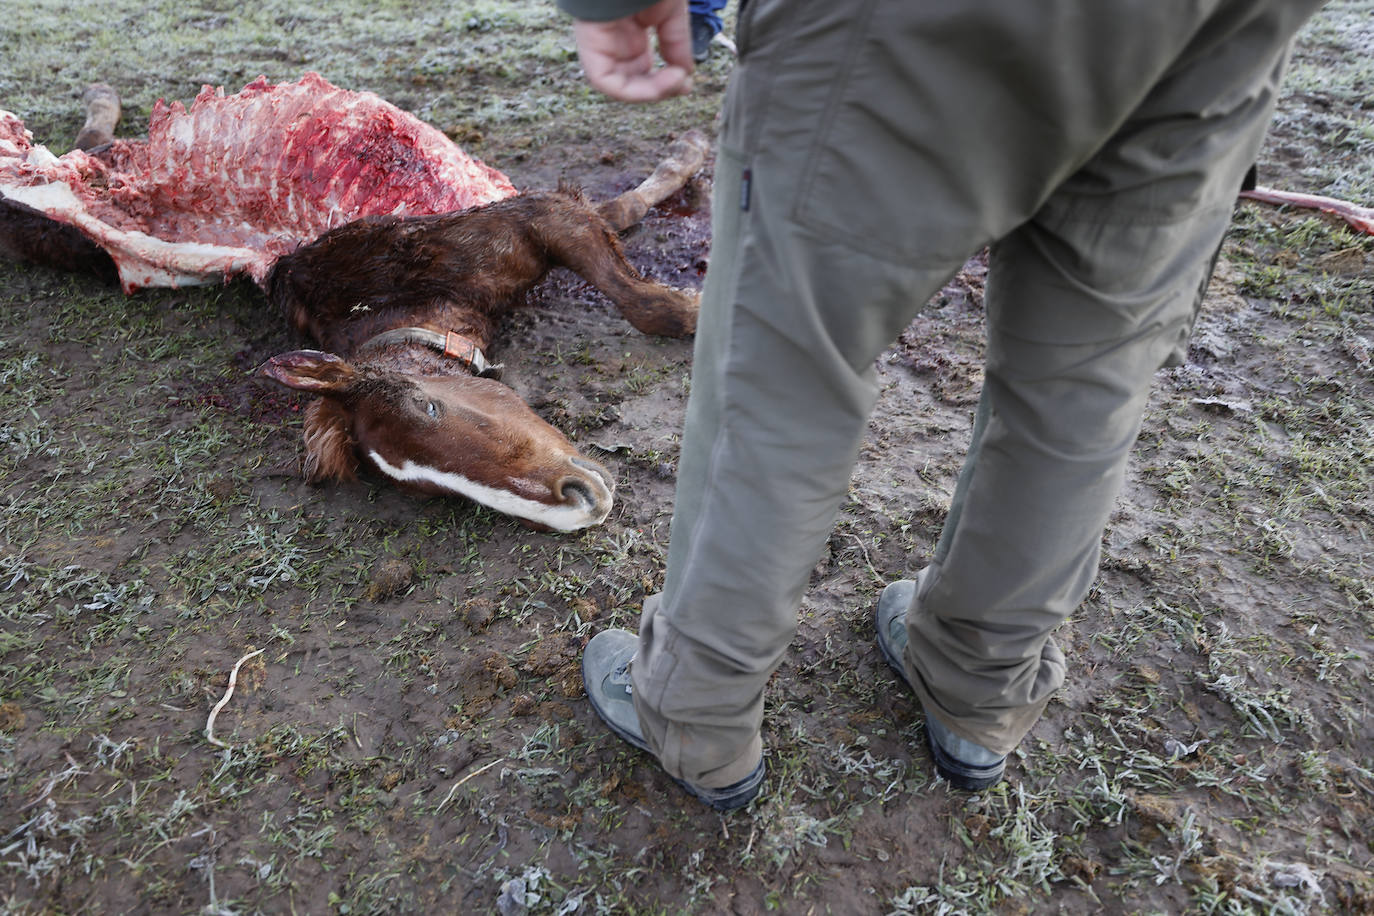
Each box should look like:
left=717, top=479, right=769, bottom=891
left=572, top=0, right=694, bottom=103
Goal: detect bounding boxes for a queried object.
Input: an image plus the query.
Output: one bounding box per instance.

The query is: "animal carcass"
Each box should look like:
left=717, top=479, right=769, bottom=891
left=0, top=74, right=706, bottom=531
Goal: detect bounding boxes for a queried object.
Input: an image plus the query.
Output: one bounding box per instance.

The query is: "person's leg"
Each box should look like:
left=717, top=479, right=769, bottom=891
left=897, top=0, right=1321, bottom=761
left=621, top=137, right=966, bottom=792
left=688, top=0, right=728, bottom=61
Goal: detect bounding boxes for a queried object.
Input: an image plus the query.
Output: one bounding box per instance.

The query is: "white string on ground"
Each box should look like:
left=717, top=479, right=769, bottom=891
left=205, top=648, right=265, bottom=748
left=435, top=758, right=504, bottom=815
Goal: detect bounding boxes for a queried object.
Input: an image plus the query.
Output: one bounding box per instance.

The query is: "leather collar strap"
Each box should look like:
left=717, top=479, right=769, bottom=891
left=357, top=327, right=503, bottom=379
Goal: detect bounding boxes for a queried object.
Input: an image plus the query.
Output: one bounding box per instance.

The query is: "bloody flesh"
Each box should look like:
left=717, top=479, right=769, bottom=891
left=0, top=73, right=516, bottom=292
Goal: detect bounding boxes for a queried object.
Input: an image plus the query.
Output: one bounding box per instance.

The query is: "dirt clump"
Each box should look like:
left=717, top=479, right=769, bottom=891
left=364, top=558, right=415, bottom=601
left=0, top=702, right=25, bottom=732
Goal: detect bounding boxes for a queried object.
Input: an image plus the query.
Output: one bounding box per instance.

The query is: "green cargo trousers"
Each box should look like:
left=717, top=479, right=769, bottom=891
left=629, top=0, right=1322, bottom=788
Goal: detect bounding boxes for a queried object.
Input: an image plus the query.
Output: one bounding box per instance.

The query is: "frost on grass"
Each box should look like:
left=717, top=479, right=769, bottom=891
left=760, top=807, right=835, bottom=867
left=494, top=864, right=586, bottom=916
left=1201, top=622, right=1316, bottom=742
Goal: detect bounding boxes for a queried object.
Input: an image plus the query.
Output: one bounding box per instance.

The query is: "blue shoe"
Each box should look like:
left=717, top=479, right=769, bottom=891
left=875, top=580, right=1008, bottom=791
left=582, top=629, right=764, bottom=812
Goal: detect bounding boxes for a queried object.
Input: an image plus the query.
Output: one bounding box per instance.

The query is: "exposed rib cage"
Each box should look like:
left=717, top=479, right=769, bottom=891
left=0, top=73, right=516, bottom=291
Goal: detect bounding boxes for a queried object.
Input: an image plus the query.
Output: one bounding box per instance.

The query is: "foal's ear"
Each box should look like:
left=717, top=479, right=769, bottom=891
left=258, top=350, right=356, bottom=393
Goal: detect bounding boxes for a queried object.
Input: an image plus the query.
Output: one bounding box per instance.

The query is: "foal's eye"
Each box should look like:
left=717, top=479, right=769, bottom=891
left=425, top=401, right=440, bottom=419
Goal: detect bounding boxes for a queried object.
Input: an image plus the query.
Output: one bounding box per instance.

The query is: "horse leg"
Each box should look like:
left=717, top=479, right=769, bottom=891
left=533, top=194, right=700, bottom=337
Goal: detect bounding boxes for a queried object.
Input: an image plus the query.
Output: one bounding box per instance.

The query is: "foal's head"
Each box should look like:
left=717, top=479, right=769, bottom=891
left=260, top=350, right=614, bottom=531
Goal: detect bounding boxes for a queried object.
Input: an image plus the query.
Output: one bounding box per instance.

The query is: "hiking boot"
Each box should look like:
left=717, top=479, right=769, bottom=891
left=690, top=14, right=717, bottom=63
left=582, top=628, right=764, bottom=812
left=875, top=579, right=1008, bottom=791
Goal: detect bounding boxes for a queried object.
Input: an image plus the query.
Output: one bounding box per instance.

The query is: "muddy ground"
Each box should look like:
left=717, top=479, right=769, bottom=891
left=2, top=2, right=1372, bottom=914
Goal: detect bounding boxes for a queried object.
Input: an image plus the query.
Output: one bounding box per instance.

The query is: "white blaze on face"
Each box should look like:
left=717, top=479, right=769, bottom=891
left=367, top=451, right=611, bottom=532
